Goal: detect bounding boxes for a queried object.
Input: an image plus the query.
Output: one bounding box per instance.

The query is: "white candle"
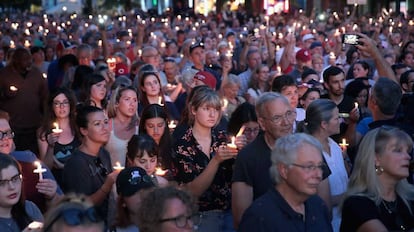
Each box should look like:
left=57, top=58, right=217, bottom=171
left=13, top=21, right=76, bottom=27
left=236, top=125, right=246, bottom=137
left=354, top=102, right=359, bottom=109
left=158, top=96, right=164, bottom=106
left=168, top=120, right=177, bottom=129
left=227, top=136, right=237, bottom=149
left=33, top=161, right=46, bottom=180
left=113, top=161, right=124, bottom=171
left=52, top=122, right=63, bottom=133
left=106, top=58, right=116, bottom=71
left=339, top=138, right=349, bottom=151
left=28, top=221, right=43, bottom=229
left=9, top=85, right=18, bottom=92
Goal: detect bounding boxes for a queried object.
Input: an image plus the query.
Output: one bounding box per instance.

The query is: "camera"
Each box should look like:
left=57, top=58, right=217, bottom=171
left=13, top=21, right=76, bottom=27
left=342, top=34, right=361, bottom=45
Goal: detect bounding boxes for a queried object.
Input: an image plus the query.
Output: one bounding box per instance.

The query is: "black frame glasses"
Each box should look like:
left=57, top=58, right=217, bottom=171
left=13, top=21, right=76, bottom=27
left=0, top=130, right=14, bottom=140
left=0, top=174, right=22, bottom=188
left=159, top=213, right=201, bottom=228
left=44, top=207, right=102, bottom=232
left=53, top=101, right=70, bottom=108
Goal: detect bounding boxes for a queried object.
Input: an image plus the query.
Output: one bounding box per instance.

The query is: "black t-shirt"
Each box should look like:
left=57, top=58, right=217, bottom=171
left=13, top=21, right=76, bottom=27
left=63, top=147, right=113, bottom=219
left=341, top=195, right=414, bottom=232
left=232, top=133, right=273, bottom=200
left=232, top=133, right=331, bottom=200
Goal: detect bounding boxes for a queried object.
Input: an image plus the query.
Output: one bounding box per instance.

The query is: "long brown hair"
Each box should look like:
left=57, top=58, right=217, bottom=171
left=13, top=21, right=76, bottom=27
left=0, top=154, right=32, bottom=230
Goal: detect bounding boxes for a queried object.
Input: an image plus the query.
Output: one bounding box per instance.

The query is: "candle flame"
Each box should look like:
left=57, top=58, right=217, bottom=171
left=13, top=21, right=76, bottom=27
left=155, top=167, right=167, bottom=176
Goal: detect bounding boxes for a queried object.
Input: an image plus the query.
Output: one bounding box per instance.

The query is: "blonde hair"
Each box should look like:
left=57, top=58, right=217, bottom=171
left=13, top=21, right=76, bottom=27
left=188, top=87, right=222, bottom=126
left=342, top=127, right=414, bottom=211
left=107, top=86, right=139, bottom=129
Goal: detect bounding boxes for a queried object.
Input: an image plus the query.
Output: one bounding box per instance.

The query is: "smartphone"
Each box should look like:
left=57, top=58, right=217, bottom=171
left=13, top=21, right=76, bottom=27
left=342, top=34, right=360, bottom=45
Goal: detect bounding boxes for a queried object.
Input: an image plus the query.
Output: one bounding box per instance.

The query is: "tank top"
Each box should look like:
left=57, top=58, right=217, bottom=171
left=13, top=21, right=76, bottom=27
left=105, top=120, right=139, bottom=166
left=54, top=137, right=81, bottom=164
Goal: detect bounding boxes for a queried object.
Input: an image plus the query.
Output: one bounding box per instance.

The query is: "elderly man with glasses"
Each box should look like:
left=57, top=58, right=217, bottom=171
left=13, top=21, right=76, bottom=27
left=232, top=92, right=297, bottom=229
left=238, top=133, right=332, bottom=231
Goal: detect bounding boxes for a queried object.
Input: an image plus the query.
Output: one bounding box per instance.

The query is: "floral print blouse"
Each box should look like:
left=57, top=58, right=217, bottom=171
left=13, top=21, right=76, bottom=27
left=173, top=127, right=234, bottom=211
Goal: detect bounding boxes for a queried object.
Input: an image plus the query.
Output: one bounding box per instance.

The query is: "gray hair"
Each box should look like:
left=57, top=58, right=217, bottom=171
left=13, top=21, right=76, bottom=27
left=255, top=92, right=289, bottom=118
left=270, top=133, right=323, bottom=184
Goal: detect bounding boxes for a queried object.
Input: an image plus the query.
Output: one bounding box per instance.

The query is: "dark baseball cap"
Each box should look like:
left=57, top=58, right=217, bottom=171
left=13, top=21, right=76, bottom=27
left=116, top=167, right=155, bottom=197
left=189, top=40, right=204, bottom=54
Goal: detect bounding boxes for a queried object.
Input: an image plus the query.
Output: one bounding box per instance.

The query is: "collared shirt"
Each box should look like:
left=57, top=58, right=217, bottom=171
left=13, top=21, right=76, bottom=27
left=239, top=188, right=333, bottom=232
left=238, top=68, right=252, bottom=96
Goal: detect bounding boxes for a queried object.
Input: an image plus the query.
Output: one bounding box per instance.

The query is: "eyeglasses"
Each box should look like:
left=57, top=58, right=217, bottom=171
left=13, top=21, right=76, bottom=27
left=94, top=158, right=108, bottom=177
left=0, top=174, right=22, bottom=188
left=291, top=163, right=326, bottom=173
left=159, top=213, right=201, bottom=228
left=53, top=101, right=70, bottom=108
left=44, top=207, right=102, bottom=232
left=0, top=130, right=14, bottom=140
left=264, top=111, right=297, bottom=124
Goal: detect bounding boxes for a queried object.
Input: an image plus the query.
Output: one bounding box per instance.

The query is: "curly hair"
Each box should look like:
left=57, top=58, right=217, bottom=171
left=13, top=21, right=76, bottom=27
left=137, top=187, right=197, bottom=232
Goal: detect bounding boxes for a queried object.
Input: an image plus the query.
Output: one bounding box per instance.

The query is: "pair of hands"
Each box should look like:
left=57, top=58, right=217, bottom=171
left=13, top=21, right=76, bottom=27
left=214, top=135, right=247, bottom=163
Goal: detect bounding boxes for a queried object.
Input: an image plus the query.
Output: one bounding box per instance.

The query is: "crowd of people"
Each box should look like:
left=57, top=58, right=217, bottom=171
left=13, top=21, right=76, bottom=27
left=0, top=2, right=414, bottom=231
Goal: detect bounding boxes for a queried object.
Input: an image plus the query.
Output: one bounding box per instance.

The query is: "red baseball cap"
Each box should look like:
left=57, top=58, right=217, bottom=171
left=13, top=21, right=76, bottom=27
left=296, top=49, right=312, bottom=62
left=115, top=63, right=129, bottom=77
left=194, top=71, right=216, bottom=89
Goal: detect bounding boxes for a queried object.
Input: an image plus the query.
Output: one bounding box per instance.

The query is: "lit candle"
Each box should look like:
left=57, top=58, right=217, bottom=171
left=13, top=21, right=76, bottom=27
left=168, top=120, right=177, bottom=129
left=155, top=167, right=167, bottom=176
left=227, top=136, right=237, bottom=149
left=9, top=85, right=18, bottom=92
left=33, top=161, right=46, bottom=180
left=52, top=122, right=63, bottom=133
left=158, top=96, right=164, bottom=106
left=106, top=58, right=116, bottom=71
left=236, top=125, right=246, bottom=137
left=113, top=161, right=124, bottom=171
left=339, top=138, right=349, bottom=151
left=42, top=73, right=47, bottom=79
left=354, top=102, right=359, bottom=109
left=28, top=221, right=43, bottom=229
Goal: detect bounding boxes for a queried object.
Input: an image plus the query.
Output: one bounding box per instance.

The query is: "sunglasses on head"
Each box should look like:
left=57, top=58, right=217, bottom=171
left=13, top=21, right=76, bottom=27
left=44, top=207, right=102, bottom=232
left=94, top=158, right=108, bottom=177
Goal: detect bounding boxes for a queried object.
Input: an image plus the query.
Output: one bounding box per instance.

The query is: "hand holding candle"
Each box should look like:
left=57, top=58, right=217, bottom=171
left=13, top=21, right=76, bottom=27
left=33, top=161, right=47, bottom=181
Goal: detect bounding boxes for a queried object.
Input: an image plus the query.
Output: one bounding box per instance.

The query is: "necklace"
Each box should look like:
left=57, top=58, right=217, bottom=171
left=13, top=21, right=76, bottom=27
left=382, top=199, right=397, bottom=214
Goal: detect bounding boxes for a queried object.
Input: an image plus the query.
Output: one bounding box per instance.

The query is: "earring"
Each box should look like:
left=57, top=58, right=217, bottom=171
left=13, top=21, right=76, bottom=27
left=375, top=165, right=384, bottom=175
